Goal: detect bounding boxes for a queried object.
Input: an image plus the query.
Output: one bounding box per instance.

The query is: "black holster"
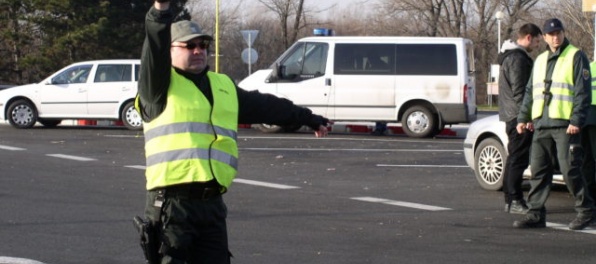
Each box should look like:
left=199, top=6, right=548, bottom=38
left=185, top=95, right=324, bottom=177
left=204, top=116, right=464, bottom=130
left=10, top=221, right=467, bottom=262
left=133, top=216, right=161, bottom=264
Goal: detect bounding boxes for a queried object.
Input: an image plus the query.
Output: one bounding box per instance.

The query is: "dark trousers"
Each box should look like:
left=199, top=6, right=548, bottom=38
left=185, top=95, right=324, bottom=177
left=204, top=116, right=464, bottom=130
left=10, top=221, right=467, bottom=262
left=503, top=120, right=532, bottom=203
left=145, top=190, right=231, bottom=264
left=581, top=125, right=596, bottom=201
left=527, top=128, right=594, bottom=217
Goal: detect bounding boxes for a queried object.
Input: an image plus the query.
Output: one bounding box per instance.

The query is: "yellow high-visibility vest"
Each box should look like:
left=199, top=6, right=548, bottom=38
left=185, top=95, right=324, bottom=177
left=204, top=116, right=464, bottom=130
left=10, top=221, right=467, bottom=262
left=590, top=61, right=596, bottom=105
left=531, top=45, right=579, bottom=120
left=142, top=69, right=239, bottom=191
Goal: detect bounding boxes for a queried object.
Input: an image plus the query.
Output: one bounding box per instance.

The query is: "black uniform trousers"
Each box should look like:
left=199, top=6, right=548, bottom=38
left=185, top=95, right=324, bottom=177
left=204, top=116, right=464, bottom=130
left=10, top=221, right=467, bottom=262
left=503, top=119, right=532, bottom=204
left=581, top=125, right=596, bottom=201
left=145, top=184, right=231, bottom=264
left=526, top=127, right=594, bottom=218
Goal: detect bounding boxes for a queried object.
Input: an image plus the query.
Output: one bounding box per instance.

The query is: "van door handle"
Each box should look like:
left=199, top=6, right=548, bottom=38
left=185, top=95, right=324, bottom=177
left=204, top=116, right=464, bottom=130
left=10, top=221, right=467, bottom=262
left=325, top=78, right=331, bottom=86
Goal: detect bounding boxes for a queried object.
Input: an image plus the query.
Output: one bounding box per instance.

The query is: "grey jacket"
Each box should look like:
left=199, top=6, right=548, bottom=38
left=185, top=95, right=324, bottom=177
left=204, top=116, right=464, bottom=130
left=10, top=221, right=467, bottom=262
left=497, top=40, right=533, bottom=122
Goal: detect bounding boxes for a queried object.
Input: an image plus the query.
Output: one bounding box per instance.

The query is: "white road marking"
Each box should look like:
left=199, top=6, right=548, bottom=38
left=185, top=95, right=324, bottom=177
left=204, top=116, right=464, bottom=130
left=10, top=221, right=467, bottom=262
left=233, top=178, right=300, bottom=189
left=377, top=164, right=468, bottom=168
left=0, top=257, right=46, bottom=264
left=45, top=154, right=96, bottom=161
left=0, top=145, right=25, bottom=151
left=547, top=222, right=596, bottom=234
left=125, top=165, right=146, bottom=170
left=351, top=196, right=452, bottom=211
left=242, top=147, right=461, bottom=152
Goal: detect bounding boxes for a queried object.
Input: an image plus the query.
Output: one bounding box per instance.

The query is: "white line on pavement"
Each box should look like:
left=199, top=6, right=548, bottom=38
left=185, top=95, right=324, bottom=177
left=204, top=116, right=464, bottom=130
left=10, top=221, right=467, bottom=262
left=546, top=222, right=596, bottom=234
left=45, top=154, right=96, bottom=161
left=233, top=178, right=300, bottom=189
left=351, top=196, right=452, bottom=211
left=125, top=165, right=146, bottom=170
left=242, top=148, right=461, bottom=152
left=0, top=256, right=46, bottom=264
left=377, top=164, right=468, bottom=168
left=0, top=145, right=25, bottom=151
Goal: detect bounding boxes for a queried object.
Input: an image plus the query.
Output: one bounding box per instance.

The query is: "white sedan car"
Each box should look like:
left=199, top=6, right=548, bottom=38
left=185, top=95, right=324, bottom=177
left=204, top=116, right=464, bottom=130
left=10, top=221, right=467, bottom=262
left=0, top=60, right=142, bottom=130
left=463, top=114, right=564, bottom=190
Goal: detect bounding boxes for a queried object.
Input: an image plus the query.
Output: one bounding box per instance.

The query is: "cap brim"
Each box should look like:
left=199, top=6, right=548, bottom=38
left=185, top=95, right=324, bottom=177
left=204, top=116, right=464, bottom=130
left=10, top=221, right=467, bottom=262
left=544, top=27, right=563, bottom=34
left=172, top=34, right=214, bottom=43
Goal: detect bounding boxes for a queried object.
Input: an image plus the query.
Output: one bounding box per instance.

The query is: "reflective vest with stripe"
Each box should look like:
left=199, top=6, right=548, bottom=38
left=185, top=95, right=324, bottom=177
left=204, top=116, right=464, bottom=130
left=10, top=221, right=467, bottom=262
left=143, top=69, right=239, bottom=191
left=590, top=61, right=596, bottom=105
left=531, top=45, right=579, bottom=120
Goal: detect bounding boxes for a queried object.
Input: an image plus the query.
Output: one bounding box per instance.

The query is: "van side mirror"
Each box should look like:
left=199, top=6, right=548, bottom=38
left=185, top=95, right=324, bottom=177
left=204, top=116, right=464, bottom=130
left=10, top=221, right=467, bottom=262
left=267, top=63, right=282, bottom=83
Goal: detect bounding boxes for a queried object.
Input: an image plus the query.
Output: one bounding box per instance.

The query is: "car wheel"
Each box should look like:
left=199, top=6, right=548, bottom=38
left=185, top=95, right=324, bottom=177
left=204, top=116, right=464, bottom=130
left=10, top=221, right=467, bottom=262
left=7, top=99, right=38, bottom=129
left=121, top=101, right=143, bottom=130
left=38, top=118, right=62, bottom=128
left=474, top=137, right=507, bottom=191
left=402, top=106, right=436, bottom=138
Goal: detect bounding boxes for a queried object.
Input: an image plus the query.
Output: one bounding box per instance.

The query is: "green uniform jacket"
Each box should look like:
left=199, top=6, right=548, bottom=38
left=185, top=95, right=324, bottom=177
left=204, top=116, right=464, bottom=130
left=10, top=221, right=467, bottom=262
left=518, top=38, right=591, bottom=129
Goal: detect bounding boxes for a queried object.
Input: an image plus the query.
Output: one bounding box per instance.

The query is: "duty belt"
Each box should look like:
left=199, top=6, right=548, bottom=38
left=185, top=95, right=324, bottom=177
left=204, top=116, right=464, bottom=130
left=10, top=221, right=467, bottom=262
left=157, top=181, right=222, bottom=201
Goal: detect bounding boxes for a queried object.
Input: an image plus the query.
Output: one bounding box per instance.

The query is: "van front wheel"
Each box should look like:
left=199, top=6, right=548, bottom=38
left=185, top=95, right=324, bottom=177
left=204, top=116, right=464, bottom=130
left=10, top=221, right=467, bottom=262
left=402, top=106, right=436, bottom=138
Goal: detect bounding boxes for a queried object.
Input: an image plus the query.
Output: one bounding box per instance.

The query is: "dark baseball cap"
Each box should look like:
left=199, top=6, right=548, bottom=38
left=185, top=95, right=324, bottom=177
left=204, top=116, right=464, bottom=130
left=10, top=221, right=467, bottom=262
left=543, top=18, right=564, bottom=34
left=171, top=20, right=213, bottom=43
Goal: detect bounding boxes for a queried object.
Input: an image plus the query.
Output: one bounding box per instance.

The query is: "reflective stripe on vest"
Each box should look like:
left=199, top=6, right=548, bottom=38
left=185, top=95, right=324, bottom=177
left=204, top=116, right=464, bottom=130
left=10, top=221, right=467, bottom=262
left=591, top=61, right=596, bottom=105
left=531, top=45, right=578, bottom=120
left=143, top=69, right=239, bottom=190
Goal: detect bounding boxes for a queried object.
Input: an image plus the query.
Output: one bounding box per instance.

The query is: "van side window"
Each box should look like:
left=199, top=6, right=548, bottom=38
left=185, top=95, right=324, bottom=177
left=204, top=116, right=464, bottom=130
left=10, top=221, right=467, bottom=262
left=94, top=64, right=133, bottom=82
left=334, top=44, right=394, bottom=75
left=280, top=42, right=328, bottom=81
left=395, top=44, right=457, bottom=75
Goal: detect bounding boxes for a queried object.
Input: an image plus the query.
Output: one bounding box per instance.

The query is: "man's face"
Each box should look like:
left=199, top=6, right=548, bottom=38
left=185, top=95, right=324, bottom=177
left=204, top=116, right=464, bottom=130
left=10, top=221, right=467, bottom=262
left=527, top=34, right=543, bottom=52
left=170, top=38, right=211, bottom=74
left=544, top=30, right=565, bottom=51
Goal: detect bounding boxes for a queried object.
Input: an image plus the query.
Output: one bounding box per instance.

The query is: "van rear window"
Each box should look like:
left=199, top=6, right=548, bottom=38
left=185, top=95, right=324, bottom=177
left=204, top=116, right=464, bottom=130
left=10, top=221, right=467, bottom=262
left=334, top=43, right=457, bottom=76
left=396, top=44, right=457, bottom=76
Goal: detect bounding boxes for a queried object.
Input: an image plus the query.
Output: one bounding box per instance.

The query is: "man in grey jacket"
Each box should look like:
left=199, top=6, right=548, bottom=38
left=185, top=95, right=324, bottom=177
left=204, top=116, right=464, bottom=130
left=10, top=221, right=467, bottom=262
left=497, top=23, right=542, bottom=214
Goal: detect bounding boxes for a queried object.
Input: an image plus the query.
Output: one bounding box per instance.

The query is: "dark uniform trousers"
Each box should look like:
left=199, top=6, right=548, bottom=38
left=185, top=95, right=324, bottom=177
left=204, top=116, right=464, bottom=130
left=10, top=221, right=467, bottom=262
left=527, top=127, right=594, bottom=217
left=581, top=125, right=596, bottom=201
left=503, top=119, right=532, bottom=203
left=145, top=186, right=231, bottom=264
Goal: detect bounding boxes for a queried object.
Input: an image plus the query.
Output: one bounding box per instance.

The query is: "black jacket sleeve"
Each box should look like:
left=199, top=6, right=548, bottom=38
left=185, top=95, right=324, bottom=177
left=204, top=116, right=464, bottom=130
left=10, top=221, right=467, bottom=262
left=137, top=6, right=174, bottom=121
left=237, top=87, right=329, bottom=130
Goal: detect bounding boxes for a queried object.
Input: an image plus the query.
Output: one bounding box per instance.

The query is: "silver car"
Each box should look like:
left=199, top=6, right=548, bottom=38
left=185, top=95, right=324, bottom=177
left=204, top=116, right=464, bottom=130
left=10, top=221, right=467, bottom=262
left=463, top=114, right=564, bottom=190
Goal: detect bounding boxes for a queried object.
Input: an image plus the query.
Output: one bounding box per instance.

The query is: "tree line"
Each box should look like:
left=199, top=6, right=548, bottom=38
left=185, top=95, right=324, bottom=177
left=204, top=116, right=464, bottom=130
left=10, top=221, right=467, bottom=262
left=1, top=0, right=594, bottom=104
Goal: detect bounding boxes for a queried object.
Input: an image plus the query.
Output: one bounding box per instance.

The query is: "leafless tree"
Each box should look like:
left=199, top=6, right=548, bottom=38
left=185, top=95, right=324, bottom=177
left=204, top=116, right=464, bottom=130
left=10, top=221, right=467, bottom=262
left=258, top=0, right=306, bottom=49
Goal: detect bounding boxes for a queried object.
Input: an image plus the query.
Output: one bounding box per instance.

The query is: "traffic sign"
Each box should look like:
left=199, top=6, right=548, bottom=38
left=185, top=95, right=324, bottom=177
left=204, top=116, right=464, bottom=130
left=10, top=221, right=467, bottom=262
left=241, top=48, right=258, bottom=64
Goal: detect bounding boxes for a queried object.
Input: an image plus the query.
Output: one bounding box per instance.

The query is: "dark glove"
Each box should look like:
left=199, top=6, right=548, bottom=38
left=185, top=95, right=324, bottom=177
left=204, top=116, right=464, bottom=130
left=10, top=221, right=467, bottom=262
left=307, top=115, right=330, bottom=131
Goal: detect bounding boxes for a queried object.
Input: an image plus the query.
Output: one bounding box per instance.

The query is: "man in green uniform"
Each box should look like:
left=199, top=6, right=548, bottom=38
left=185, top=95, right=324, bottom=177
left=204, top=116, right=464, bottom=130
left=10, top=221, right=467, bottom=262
left=136, top=1, right=330, bottom=263
left=514, top=18, right=595, bottom=230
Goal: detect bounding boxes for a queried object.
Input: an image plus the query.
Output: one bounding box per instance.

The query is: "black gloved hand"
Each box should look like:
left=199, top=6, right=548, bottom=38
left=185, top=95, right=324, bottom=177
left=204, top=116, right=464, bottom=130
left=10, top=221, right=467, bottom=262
left=307, top=115, right=330, bottom=131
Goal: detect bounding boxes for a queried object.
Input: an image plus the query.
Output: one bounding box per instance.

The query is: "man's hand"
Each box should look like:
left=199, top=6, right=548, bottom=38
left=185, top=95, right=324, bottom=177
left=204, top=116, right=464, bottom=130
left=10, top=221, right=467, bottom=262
left=516, top=122, right=534, bottom=134
left=314, top=125, right=329, bottom=138
left=155, top=0, right=170, bottom=10
left=567, top=124, right=580, bottom=135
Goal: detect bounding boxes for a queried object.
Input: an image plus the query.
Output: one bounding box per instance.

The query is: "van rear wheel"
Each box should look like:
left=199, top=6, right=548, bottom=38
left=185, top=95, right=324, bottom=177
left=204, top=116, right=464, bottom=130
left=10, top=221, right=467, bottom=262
left=402, top=106, right=436, bottom=138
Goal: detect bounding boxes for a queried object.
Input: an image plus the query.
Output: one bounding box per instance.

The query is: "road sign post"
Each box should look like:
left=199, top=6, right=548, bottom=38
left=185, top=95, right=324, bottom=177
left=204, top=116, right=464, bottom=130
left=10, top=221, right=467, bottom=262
left=240, top=30, right=259, bottom=75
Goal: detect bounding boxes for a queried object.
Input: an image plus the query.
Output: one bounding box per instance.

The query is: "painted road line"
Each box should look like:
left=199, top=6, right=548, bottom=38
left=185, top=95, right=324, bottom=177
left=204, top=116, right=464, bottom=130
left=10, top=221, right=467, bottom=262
left=45, top=154, right=96, bottom=162
left=0, top=145, right=25, bottom=151
left=233, top=178, right=300, bottom=189
left=0, top=257, right=46, bottom=264
left=377, top=164, right=468, bottom=168
left=125, top=165, right=146, bottom=170
left=547, top=222, right=596, bottom=235
left=351, top=196, right=452, bottom=211
left=242, top=147, right=461, bottom=152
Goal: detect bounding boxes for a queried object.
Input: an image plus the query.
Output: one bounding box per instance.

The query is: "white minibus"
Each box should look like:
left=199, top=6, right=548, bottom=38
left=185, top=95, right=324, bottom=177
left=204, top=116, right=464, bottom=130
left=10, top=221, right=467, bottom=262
left=239, top=36, right=477, bottom=138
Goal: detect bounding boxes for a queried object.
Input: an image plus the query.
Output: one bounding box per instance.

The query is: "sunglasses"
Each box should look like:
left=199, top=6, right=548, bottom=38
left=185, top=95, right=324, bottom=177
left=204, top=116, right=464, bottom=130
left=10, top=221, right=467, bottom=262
left=172, top=40, right=211, bottom=50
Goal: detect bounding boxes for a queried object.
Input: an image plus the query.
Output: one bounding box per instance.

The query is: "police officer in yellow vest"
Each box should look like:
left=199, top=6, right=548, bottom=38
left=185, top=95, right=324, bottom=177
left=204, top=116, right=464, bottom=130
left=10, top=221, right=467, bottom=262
left=581, top=62, right=596, bottom=203
left=515, top=18, right=595, bottom=230
left=136, top=1, right=330, bottom=263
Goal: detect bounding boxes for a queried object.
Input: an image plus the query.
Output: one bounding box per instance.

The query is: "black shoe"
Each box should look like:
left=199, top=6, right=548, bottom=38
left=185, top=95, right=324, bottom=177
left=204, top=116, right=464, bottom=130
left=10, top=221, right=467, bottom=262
left=509, top=200, right=529, bottom=215
left=569, top=215, right=593, bottom=230
left=513, top=214, right=546, bottom=229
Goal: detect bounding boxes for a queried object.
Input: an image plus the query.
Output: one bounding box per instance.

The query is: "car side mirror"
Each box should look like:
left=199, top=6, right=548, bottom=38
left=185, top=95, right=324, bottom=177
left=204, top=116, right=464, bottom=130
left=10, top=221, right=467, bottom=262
left=266, top=63, right=282, bottom=83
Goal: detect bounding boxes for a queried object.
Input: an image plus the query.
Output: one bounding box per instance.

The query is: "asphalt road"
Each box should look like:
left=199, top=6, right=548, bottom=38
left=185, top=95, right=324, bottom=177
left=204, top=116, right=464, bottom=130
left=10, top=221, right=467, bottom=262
left=1, top=122, right=595, bottom=264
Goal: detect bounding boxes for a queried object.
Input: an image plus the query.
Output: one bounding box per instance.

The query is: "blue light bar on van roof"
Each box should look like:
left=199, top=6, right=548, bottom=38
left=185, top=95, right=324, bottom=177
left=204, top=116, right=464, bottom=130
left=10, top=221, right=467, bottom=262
left=313, top=28, right=334, bottom=36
